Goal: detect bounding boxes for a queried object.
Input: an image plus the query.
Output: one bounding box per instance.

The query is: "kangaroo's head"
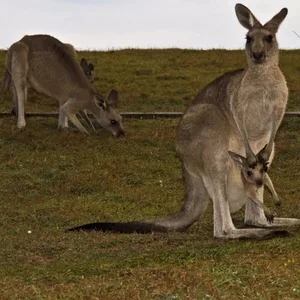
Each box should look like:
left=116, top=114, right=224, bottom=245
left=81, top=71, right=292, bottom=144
left=91, top=89, right=125, bottom=138
left=80, top=58, right=95, bottom=83
left=235, top=4, right=288, bottom=65
left=229, top=144, right=271, bottom=188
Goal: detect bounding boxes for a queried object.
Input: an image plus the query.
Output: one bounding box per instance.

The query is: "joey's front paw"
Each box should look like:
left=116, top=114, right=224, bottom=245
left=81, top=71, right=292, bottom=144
left=265, top=210, right=276, bottom=223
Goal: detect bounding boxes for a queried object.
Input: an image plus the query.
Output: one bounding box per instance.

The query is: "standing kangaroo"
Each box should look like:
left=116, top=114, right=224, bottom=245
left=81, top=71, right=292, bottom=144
left=5, top=34, right=124, bottom=136
left=68, top=4, right=300, bottom=239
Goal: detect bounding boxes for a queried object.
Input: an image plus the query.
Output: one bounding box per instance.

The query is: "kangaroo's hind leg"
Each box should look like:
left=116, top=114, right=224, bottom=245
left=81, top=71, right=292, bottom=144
left=11, top=83, right=18, bottom=116
left=8, top=42, right=29, bottom=129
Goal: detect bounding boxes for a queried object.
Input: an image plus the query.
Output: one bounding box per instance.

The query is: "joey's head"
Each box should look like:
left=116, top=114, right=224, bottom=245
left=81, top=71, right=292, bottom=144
left=235, top=4, right=288, bottom=65
left=91, top=89, right=125, bottom=138
left=80, top=58, right=95, bottom=83
left=229, top=145, right=270, bottom=188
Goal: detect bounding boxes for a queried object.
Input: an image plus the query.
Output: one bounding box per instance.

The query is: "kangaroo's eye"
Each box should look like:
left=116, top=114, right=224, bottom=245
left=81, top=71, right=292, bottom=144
left=265, top=35, right=273, bottom=43
left=246, top=35, right=252, bottom=43
left=111, top=120, right=117, bottom=125
left=247, top=171, right=253, bottom=176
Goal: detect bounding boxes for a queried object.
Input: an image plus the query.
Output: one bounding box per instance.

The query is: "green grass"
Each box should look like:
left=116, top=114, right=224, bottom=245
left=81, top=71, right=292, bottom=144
left=0, top=49, right=300, bottom=299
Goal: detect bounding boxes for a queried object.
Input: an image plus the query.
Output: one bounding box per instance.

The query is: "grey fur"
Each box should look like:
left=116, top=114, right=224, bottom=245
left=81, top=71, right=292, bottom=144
left=69, top=4, right=298, bottom=238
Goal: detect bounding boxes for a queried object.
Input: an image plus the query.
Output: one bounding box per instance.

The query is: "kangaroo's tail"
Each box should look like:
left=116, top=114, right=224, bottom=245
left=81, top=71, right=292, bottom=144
left=67, top=194, right=207, bottom=233
left=67, top=221, right=168, bottom=233
left=1, top=69, right=11, bottom=92
left=67, top=164, right=210, bottom=234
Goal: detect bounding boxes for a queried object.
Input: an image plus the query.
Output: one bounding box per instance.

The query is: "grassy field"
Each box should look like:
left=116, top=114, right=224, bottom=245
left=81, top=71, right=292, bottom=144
left=1, top=48, right=300, bottom=113
left=0, top=48, right=300, bottom=299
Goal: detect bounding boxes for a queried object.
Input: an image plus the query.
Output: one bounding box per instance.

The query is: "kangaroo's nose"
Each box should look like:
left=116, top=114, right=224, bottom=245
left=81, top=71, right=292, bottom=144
left=253, top=51, right=265, bottom=61
left=256, top=179, right=263, bottom=187
left=115, top=129, right=125, bottom=138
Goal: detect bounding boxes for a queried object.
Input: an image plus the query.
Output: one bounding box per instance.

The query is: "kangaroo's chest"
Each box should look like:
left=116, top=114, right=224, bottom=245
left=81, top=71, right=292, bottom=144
left=236, top=81, right=288, bottom=136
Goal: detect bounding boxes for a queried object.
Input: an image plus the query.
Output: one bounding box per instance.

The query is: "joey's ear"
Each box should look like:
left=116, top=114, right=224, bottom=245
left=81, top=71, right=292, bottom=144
left=235, top=3, right=262, bottom=30
left=264, top=8, right=288, bottom=33
left=107, top=89, right=118, bottom=108
left=256, top=144, right=270, bottom=163
left=88, top=63, right=94, bottom=71
left=228, top=151, right=246, bottom=169
left=80, top=58, right=88, bottom=68
left=94, top=93, right=106, bottom=110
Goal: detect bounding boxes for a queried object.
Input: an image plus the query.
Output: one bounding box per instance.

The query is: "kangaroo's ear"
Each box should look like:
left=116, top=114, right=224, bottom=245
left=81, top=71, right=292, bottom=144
left=235, top=3, right=262, bottom=30
left=107, top=89, right=118, bottom=108
left=80, top=58, right=88, bottom=68
left=256, top=144, right=270, bottom=163
left=264, top=8, right=288, bottom=33
left=94, top=93, right=106, bottom=110
left=228, top=151, right=246, bottom=169
left=88, top=63, right=94, bottom=71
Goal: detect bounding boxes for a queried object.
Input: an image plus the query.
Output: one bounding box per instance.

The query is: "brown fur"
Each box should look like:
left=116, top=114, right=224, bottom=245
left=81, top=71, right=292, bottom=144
left=5, top=34, right=124, bottom=136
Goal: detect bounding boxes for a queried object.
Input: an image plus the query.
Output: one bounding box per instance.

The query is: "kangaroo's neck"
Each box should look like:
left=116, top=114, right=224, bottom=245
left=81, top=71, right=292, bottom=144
left=245, top=55, right=280, bottom=78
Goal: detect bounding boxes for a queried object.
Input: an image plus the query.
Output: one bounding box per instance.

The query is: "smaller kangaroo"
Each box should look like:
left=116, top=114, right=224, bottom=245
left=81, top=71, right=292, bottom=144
left=229, top=145, right=276, bottom=223
left=5, top=34, right=124, bottom=136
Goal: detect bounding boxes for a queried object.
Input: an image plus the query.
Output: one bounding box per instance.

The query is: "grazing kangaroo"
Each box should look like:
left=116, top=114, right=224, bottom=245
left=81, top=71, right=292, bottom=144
left=68, top=4, right=300, bottom=239
left=4, top=34, right=124, bottom=136
left=2, top=43, right=95, bottom=113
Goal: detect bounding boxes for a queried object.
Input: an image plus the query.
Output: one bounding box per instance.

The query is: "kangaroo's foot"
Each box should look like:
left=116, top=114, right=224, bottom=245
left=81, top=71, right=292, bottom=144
left=272, top=218, right=300, bottom=227
left=245, top=215, right=272, bottom=228
left=215, top=228, right=292, bottom=240
left=246, top=217, right=300, bottom=228
left=17, top=117, right=26, bottom=129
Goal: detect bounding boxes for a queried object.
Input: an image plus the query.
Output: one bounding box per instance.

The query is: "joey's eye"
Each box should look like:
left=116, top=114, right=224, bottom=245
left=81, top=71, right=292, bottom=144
left=111, top=120, right=117, bottom=125
left=246, top=35, right=252, bottom=43
left=247, top=171, right=253, bottom=176
left=264, top=166, right=268, bottom=173
left=265, top=35, right=273, bottom=43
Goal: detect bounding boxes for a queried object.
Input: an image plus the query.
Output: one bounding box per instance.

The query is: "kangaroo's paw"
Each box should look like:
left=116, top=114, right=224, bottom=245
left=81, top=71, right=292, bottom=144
left=264, top=208, right=276, bottom=224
